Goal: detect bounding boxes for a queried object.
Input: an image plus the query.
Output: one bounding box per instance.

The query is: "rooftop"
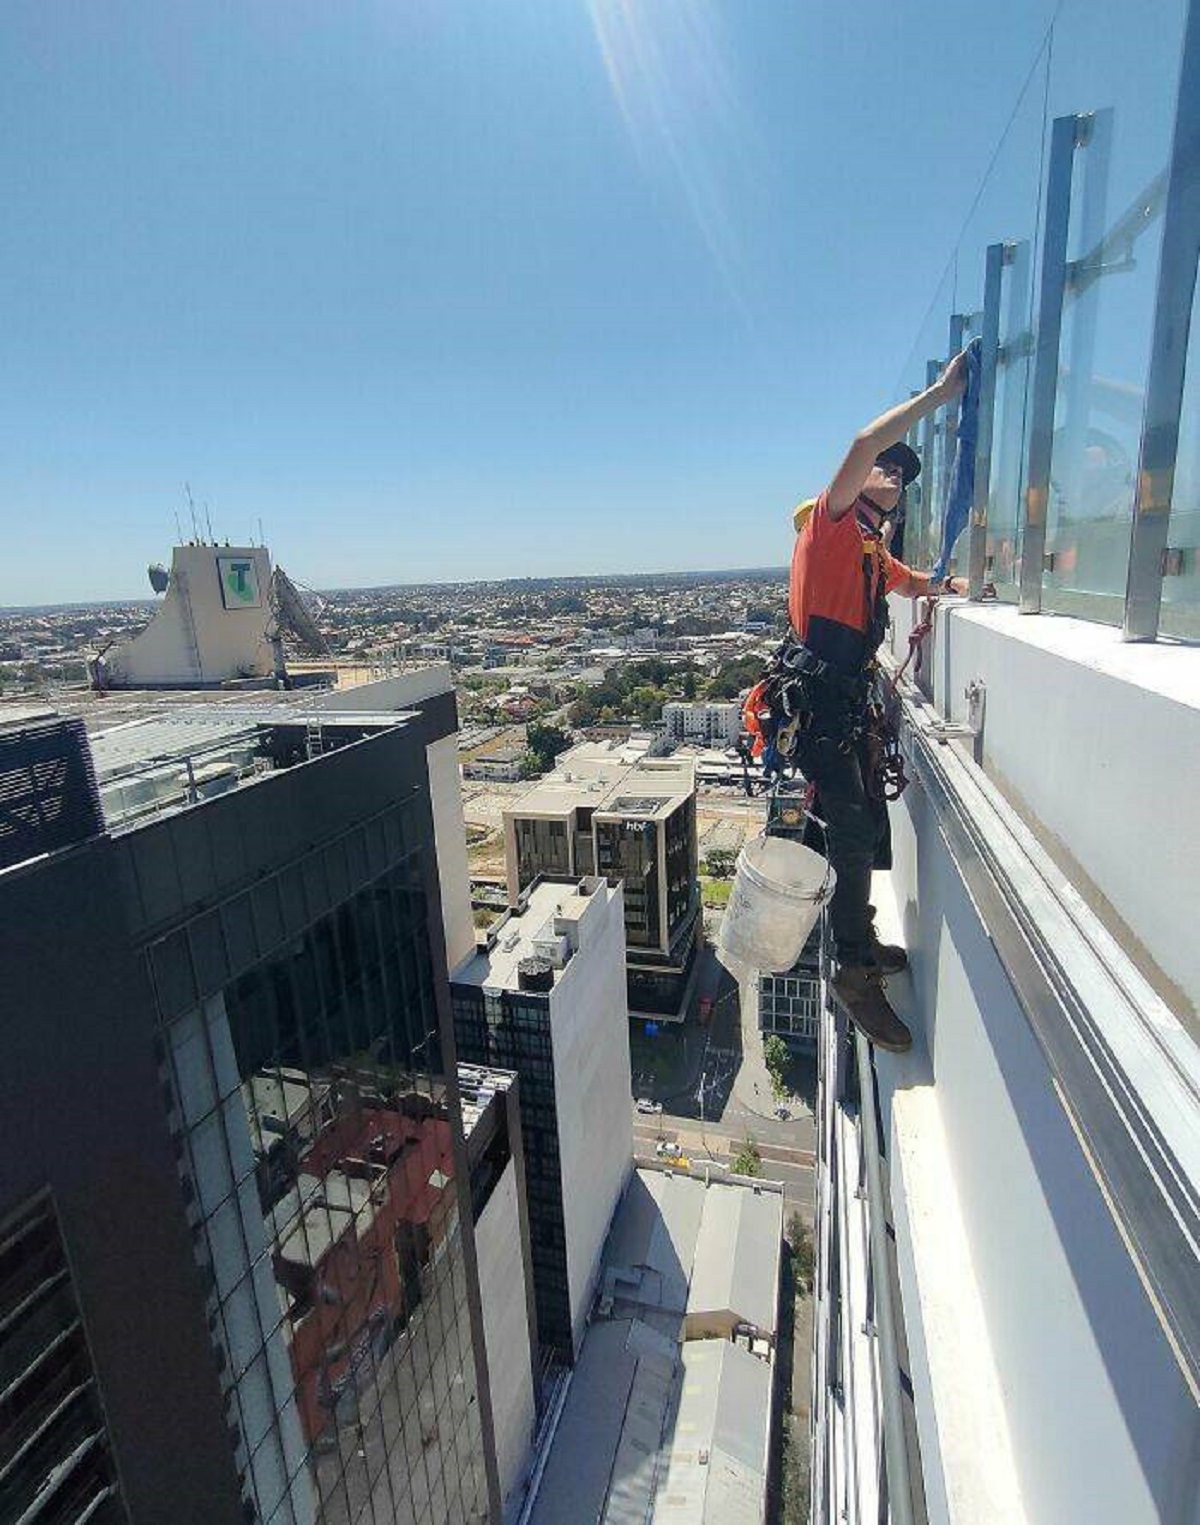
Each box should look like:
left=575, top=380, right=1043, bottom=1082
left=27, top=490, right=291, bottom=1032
left=507, top=749, right=695, bottom=823
left=600, top=1167, right=783, bottom=1339
left=528, top=1166, right=782, bottom=1525
left=456, top=1062, right=518, bottom=1139
left=452, top=875, right=613, bottom=993
left=0, top=665, right=453, bottom=832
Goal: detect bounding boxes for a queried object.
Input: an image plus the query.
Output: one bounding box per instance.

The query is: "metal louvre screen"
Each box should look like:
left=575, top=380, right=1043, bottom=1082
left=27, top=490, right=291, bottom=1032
left=0, top=718, right=104, bottom=872
left=0, top=1194, right=128, bottom=1524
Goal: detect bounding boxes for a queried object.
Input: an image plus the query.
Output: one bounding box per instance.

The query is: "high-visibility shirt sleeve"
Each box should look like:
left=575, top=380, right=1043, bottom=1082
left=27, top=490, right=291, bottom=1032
left=881, top=546, right=914, bottom=594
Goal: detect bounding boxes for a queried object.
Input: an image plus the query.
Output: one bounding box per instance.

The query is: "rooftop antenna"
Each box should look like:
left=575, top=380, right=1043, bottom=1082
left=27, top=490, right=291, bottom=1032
left=257, top=517, right=265, bottom=551
left=185, top=483, right=200, bottom=543
left=204, top=501, right=215, bottom=543
left=174, top=510, right=184, bottom=544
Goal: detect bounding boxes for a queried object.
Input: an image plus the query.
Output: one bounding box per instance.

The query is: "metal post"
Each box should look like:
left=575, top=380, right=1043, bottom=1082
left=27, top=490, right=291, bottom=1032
left=918, top=360, right=941, bottom=568
left=1020, top=113, right=1089, bottom=613
left=1056, top=109, right=1113, bottom=582
left=1124, top=0, right=1200, bottom=640
left=968, top=244, right=1008, bottom=599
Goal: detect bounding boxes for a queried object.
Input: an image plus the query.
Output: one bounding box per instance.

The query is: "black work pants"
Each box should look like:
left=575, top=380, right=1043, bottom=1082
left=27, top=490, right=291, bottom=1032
left=798, top=727, right=891, bottom=966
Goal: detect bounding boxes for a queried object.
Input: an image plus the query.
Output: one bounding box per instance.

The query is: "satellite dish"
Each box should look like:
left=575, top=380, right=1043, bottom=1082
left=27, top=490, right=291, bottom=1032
left=270, top=566, right=330, bottom=656
left=148, top=563, right=169, bottom=594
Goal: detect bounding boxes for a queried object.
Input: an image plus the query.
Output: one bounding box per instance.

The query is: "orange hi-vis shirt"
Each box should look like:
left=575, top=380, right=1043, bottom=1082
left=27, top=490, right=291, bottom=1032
left=788, top=491, right=912, bottom=675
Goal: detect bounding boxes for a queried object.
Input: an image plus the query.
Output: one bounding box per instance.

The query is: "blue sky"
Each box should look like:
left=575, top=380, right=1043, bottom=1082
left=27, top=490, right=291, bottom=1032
left=1, top=0, right=1068, bottom=604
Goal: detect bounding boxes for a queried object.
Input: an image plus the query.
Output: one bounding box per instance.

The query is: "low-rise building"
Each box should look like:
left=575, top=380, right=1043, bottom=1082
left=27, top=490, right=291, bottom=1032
left=662, top=699, right=743, bottom=747
left=528, top=1164, right=783, bottom=1524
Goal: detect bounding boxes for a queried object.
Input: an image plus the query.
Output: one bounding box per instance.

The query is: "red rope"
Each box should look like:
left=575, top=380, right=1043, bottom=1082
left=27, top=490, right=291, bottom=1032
left=891, top=596, right=937, bottom=689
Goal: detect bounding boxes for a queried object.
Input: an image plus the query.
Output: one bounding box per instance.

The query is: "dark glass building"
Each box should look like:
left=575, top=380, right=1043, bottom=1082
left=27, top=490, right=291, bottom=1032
left=0, top=695, right=534, bottom=1524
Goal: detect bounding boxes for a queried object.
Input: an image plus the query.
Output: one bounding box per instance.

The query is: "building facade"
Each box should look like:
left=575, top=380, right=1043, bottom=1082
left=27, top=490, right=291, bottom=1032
left=451, top=877, right=633, bottom=1363
left=661, top=700, right=742, bottom=748
left=0, top=689, right=533, bottom=1525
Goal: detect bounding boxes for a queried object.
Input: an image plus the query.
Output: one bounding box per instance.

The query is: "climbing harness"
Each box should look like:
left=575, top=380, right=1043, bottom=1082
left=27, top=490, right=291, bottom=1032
left=739, top=594, right=939, bottom=803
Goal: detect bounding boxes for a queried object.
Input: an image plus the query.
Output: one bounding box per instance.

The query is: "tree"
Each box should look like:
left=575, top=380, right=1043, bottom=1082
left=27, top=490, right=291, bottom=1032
left=524, top=722, right=571, bottom=773
left=730, top=1137, right=762, bottom=1178
left=764, top=1034, right=790, bottom=1101
left=703, top=849, right=737, bottom=879
left=786, top=1211, right=815, bottom=1293
left=681, top=668, right=698, bottom=700
left=706, top=654, right=765, bottom=700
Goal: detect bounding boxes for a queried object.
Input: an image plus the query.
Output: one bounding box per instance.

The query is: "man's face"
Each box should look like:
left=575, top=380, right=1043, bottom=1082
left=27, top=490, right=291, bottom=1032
left=863, top=458, right=905, bottom=511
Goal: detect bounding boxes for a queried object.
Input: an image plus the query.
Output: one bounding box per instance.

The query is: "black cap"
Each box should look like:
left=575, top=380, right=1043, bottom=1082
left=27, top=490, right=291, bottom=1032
left=876, top=441, right=921, bottom=486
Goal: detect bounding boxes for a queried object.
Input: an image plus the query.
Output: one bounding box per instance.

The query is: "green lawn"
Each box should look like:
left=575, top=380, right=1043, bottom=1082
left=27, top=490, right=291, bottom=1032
left=701, top=876, right=733, bottom=909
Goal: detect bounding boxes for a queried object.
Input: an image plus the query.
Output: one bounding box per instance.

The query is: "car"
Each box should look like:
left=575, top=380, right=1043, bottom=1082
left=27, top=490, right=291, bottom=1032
left=655, top=1139, right=682, bottom=1158
left=635, top=1097, right=663, bottom=1115
left=774, top=1104, right=790, bottom=1120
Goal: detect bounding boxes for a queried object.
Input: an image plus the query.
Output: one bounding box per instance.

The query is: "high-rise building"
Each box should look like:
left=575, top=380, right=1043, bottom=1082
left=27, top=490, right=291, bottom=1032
left=0, top=675, right=534, bottom=1525
left=450, top=876, right=633, bottom=1363
left=503, top=751, right=700, bottom=1018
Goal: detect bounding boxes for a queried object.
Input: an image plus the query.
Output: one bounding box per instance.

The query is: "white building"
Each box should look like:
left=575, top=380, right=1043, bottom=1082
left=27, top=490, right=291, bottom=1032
left=809, top=594, right=1200, bottom=1525
left=662, top=700, right=742, bottom=747
left=458, top=1064, right=539, bottom=1514
left=451, top=876, right=633, bottom=1361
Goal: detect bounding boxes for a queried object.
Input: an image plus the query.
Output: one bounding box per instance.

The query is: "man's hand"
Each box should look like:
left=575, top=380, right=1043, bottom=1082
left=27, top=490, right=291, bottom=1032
left=936, top=349, right=971, bottom=402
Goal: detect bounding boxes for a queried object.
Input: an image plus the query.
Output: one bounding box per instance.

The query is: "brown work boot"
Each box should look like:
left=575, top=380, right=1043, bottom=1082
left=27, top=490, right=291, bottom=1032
left=869, top=936, right=909, bottom=975
left=830, top=964, right=912, bottom=1053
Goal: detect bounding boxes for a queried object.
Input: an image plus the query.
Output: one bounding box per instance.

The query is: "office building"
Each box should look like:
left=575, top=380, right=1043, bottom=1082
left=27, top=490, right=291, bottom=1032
left=0, top=672, right=533, bottom=1525
left=528, top=1163, right=783, bottom=1523
left=661, top=700, right=742, bottom=748
left=451, top=876, right=633, bottom=1362
left=503, top=750, right=700, bottom=1018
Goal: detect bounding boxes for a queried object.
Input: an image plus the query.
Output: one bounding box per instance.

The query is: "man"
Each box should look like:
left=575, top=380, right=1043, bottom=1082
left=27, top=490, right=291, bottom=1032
left=789, top=354, right=968, bottom=1052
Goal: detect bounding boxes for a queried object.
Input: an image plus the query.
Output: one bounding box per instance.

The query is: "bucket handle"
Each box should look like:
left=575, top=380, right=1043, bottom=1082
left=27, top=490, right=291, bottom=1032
left=750, top=826, right=836, bottom=905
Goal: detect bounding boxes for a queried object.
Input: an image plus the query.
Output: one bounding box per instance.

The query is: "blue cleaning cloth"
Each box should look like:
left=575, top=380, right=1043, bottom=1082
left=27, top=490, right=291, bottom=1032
left=932, top=337, right=983, bottom=583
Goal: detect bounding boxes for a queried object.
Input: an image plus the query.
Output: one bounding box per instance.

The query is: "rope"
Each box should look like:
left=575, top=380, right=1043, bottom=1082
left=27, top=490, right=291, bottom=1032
left=890, top=595, right=938, bottom=690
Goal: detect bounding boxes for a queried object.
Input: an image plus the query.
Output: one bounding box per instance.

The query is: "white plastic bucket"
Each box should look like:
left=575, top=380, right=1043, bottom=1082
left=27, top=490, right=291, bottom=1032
left=718, top=835, right=835, bottom=974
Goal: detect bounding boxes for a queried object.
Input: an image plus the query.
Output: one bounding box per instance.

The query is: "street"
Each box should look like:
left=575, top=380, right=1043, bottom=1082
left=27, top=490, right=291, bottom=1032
left=628, top=905, right=818, bottom=1223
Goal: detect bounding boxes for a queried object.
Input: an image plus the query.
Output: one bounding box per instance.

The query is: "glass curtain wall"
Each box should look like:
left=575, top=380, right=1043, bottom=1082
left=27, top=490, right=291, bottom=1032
left=896, top=0, right=1196, bottom=627
left=149, top=799, right=490, bottom=1525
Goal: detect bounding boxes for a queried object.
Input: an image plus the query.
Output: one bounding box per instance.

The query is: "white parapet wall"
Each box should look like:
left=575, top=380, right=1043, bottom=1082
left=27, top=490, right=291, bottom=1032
left=887, top=597, right=1199, bottom=1019
left=863, top=603, right=1200, bottom=1524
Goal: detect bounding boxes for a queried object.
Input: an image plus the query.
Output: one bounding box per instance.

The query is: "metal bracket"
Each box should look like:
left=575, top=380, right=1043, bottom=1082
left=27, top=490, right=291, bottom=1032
left=1161, top=547, right=1186, bottom=576
left=965, top=679, right=986, bottom=765
left=925, top=720, right=976, bottom=746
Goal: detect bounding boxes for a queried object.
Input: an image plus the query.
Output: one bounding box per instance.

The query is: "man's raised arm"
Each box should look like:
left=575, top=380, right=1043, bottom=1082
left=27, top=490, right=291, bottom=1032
left=827, top=351, right=969, bottom=520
